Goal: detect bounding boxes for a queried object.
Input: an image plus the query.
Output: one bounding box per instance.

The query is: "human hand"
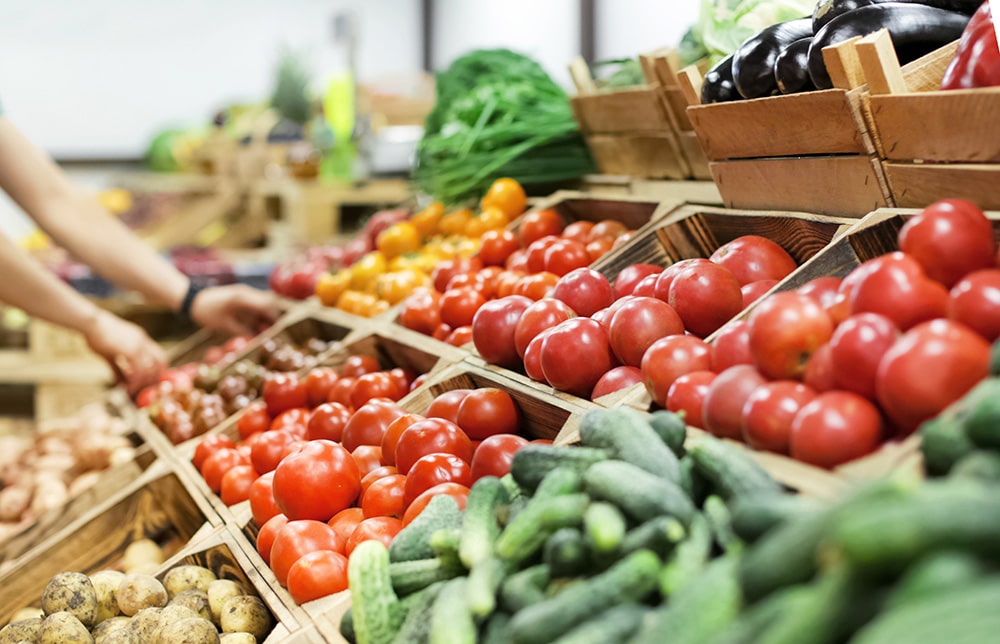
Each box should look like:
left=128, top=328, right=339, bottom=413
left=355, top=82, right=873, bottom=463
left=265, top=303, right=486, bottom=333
left=190, top=284, right=284, bottom=336
left=83, top=310, right=166, bottom=394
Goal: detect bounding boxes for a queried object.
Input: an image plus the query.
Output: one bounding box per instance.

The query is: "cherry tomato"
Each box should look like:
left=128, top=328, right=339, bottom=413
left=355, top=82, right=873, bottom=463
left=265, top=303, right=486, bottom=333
left=561, top=221, right=594, bottom=244
left=741, top=280, right=778, bottom=309
left=551, top=268, right=615, bottom=318
left=586, top=237, right=616, bottom=263
left=192, top=434, right=236, bottom=471
left=237, top=401, right=271, bottom=441
left=523, top=331, right=548, bottom=382
left=518, top=209, right=564, bottom=246
left=614, top=264, right=663, bottom=299
left=803, top=342, right=836, bottom=393
left=249, top=471, right=281, bottom=527
left=399, top=288, right=443, bottom=336
left=797, top=276, right=842, bottom=309
left=200, top=447, right=247, bottom=494
left=898, top=198, right=996, bottom=288
left=590, top=220, right=628, bottom=242
left=668, top=261, right=743, bottom=338
left=446, top=272, right=492, bottom=299
left=342, top=398, right=406, bottom=452
left=514, top=298, right=576, bottom=358
left=263, top=373, right=308, bottom=416
left=446, top=326, right=474, bottom=347
left=850, top=252, right=949, bottom=331
left=666, top=370, right=717, bottom=428
left=829, top=312, right=900, bottom=400
left=482, top=178, right=527, bottom=218
left=470, top=434, right=529, bottom=482
left=495, top=269, right=527, bottom=298
left=345, top=516, right=403, bottom=556
left=380, top=414, right=422, bottom=466
left=351, top=372, right=405, bottom=408
left=402, top=483, right=470, bottom=526
left=270, top=519, right=345, bottom=586
left=431, top=257, right=482, bottom=294
left=514, top=272, right=560, bottom=301
left=439, top=287, right=487, bottom=329
left=403, top=453, right=472, bottom=508
left=425, top=390, right=472, bottom=424
left=328, top=507, right=364, bottom=546
left=701, top=364, right=767, bottom=441
left=360, top=466, right=399, bottom=495
left=790, top=391, right=884, bottom=468
left=304, top=367, right=340, bottom=408
left=710, top=235, right=797, bottom=285
left=287, top=550, right=349, bottom=604
left=479, top=229, right=520, bottom=267
left=609, top=296, right=685, bottom=367
left=456, top=388, right=521, bottom=439
left=395, top=418, right=474, bottom=474
left=272, top=440, right=362, bottom=521
left=653, top=259, right=711, bottom=302
left=472, top=295, right=534, bottom=369
left=741, top=381, right=817, bottom=454
left=220, top=464, right=258, bottom=506
left=256, top=513, right=289, bottom=565
left=351, top=445, right=384, bottom=476
left=270, top=408, right=310, bottom=437
left=591, top=366, right=644, bottom=401
left=249, top=429, right=300, bottom=475
left=540, top=318, right=618, bottom=398
left=641, top=335, right=712, bottom=408
left=948, top=269, right=1000, bottom=341
left=306, top=402, right=352, bottom=442
left=748, top=291, right=835, bottom=380
left=710, top=320, right=753, bottom=373
left=543, top=239, right=590, bottom=276
left=327, top=376, right=357, bottom=407
left=361, top=474, right=407, bottom=518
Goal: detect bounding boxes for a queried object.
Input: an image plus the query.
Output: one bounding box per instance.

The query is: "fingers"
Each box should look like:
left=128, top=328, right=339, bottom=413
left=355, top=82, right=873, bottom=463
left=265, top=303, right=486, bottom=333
left=233, top=285, right=285, bottom=325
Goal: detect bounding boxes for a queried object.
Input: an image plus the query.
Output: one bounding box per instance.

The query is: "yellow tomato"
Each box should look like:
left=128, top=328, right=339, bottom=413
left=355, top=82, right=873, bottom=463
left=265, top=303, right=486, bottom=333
left=411, top=202, right=445, bottom=238
left=376, top=222, right=421, bottom=260
left=316, top=270, right=352, bottom=307
left=482, top=178, right=527, bottom=219
left=455, top=237, right=482, bottom=259
left=438, top=208, right=473, bottom=237
left=337, top=290, right=380, bottom=317
left=350, top=251, right=388, bottom=292
left=465, top=205, right=508, bottom=238
left=376, top=270, right=430, bottom=305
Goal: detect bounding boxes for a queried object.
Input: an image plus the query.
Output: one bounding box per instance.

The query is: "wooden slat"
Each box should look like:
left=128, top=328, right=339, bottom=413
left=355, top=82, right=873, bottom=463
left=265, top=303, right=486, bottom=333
left=872, top=91, right=1000, bottom=162
left=585, top=132, right=690, bottom=180
left=885, top=162, right=1000, bottom=209
left=822, top=36, right=866, bottom=90
left=677, top=131, right=712, bottom=180
left=855, top=29, right=908, bottom=96
left=572, top=87, right=671, bottom=133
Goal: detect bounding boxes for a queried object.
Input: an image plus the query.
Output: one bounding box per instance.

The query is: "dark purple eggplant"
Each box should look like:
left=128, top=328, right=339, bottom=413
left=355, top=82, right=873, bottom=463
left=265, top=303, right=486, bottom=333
left=701, top=54, right=740, bottom=104
left=808, top=3, right=971, bottom=89
left=732, top=19, right=815, bottom=98
left=774, top=37, right=817, bottom=94
left=813, top=0, right=981, bottom=33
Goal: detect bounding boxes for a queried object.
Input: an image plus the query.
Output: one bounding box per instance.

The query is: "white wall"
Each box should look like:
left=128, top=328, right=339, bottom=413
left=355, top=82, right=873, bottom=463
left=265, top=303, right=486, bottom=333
left=594, top=0, right=700, bottom=62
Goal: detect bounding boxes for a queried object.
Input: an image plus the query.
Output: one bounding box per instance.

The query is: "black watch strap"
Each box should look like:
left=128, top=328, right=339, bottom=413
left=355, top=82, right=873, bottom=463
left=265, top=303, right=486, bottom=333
left=180, top=282, right=204, bottom=320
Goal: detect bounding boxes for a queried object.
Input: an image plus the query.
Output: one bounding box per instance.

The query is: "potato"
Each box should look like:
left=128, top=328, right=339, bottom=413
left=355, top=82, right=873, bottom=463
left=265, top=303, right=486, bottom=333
left=163, top=565, right=217, bottom=598
left=206, top=580, right=244, bottom=624
left=91, top=615, right=130, bottom=641
left=170, top=589, right=213, bottom=622
left=41, top=571, right=98, bottom=627
left=219, top=596, right=272, bottom=641
left=156, top=604, right=200, bottom=626
left=30, top=478, right=68, bottom=516
left=126, top=607, right=162, bottom=641
left=90, top=570, right=124, bottom=623
left=96, top=628, right=140, bottom=644
left=122, top=539, right=164, bottom=575
left=115, top=574, right=168, bottom=616
left=36, top=611, right=93, bottom=643
left=218, top=634, right=255, bottom=644
left=0, top=485, right=32, bottom=522
left=154, top=617, right=219, bottom=644
left=8, top=607, right=42, bottom=622
left=0, top=617, right=41, bottom=644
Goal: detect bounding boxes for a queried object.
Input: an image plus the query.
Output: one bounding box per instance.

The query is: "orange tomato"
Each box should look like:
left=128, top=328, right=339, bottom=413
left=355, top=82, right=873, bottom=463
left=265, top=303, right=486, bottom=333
left=376, top=222, right=421, bottom=260
left=465, top=206, right=508, bottom=238
left=494, top=270, right=526, bottom=298
left=316, top=270, right=352, bottom=307
left=411, top=202, right=445, bottom=238
left=439, top=208, right=473, bottom=237
left=514, top=272, right=560, bottom=300
left=337, top=290, right=385, bottom=317
left=482, top=178, right=527, bottom=219
left=375, top=270, right=429, bottom=305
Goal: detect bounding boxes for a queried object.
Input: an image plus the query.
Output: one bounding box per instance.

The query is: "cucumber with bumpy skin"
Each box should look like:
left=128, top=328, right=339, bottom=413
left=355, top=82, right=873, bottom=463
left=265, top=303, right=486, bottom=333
left=648, top=409, right=687, bottom=456
left=428, top=577, right=476, bottom=644
left=886, top=549, right=988, bottom=609
left=389, top=581, right=444, bottom=644
left=660, top=512, right=712, bottom=596
left=348, top=540, right=403, bottom=644
left=584, top=460, right=695, bottom=525
left=543, top=527, right=590, bottom=578
left=390, top=494, right=463, bottom=563
left=578, top=408, right=680, bottom=482
left=496, top=493, right=590, bottom=563
left=549, top=602, right=648, bottom=644
left=499, top=564, right=550, bottom=613
left=620, top=516, right=686, bottom=559
left=729, top=493, right=821, bottom=543
left=687, top=438, right=783, bottom=500
left=459, top=476, right=508, bottom=568
left=389, top=557, right=461, bottom=597
left=583, top=501, right=626, bottom=555
left=509, top=444, right=609, bottom=493
left=467, top=556, right=509, bottom=619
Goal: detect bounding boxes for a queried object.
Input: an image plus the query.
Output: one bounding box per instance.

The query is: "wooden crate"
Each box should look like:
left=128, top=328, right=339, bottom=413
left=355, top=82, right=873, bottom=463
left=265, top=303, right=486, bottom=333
left=0, top=462, right=217, bottom=625
left=513, top=189, right=676, bottom=233
left=579, top=174, right=723, bottom=206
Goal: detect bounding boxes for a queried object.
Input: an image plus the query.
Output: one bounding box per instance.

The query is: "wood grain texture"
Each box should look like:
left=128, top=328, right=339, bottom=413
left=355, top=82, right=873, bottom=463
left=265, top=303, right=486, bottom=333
left=711, top=155, right=892, bottom=217
left=677, top=131, right=712, bottom=180
left=872, top=91, right=1000, bottom=162
left=572, top=87, right=671, bottom=133
left=886, top=163, right=1000, bottom=209
left=510, top=190, right=664, bottom=232
left=585, top=133, right=691, bottom=180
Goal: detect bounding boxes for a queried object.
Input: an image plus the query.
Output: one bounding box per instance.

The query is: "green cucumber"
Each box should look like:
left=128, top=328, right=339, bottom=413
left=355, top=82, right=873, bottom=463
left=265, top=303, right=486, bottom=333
left=632, top=553, right=742, bottom=644
left=429, top=527, right=463, bottom=569
left=549, top=602, right=648, bottom=644
left=951, top=450, right=1000, bottom=482
left=499, top=564, right=550, bottom=613
left=509, top=444, right=609, bottom=493
left=459, top=476, right=508, bottom=568
left=729, top=493, right=822, bottom=543
left=620, top=516, right=686, bottom=559
left=428, top=577, right=476, bottom=644
left=543, top=527, right=590, bottom=578
left=660, top=512, right=712, bottom=596
left=578, top=408, right=680, bottom=482
left=956, top=379, right=1000, bottom=449
left=678, top=455, right=710, bottom=506
left=648, top=409, right=687, bottom=456
left=714, top=586, right=808, bottom=644
left=921, top=414, right=975, bottom=476
left=390, top=494, right=463, bottom=563
left=467, top=556, right=509, bottom=619
left=496, top=493, right=590, bottom=563
left=704, top=494, right=742, bottom=554
left=687, top=437, right=783, bottom=500
left=389, top=557, right=461, bottom=598
left=481, top=613, right=513, bottom=644
left=507, top=550, right=661, bottom=644
left=991, top=340, right=1000, bottom=376
left=534, top=466, right=583, bottom=497
left=886, top=549, right=988, bottom=609
left=340, top=607, right=356, bottom=644
left=583, top=460, right=695, bottom=525
left=583, top=501, right=626, bottom=555
left=389, top=581, right=444, bottom=644
left=348, top=540, right=403, bottom=644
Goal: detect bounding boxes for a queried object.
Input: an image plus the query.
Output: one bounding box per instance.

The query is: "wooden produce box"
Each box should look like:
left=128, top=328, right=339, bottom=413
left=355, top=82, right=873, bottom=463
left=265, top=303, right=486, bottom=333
left=513, top=189, right=676, bottom=233
left=580, top=174, right=724, bottom=207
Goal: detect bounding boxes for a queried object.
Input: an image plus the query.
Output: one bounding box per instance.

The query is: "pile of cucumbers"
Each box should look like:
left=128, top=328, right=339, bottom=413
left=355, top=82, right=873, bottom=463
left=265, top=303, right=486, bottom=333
left=343, top=407, right=1000, bottom=644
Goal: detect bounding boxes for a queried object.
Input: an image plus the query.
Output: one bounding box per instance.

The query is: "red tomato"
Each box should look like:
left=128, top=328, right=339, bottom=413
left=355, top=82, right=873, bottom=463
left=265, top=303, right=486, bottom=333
left=287, top=550, right=349, bottom=604
left=741, top=280, right=778, bottom=309
left=360, top=466, right=399, bottom=495
left=543, top=239, right=590, bottom=276
left=395, top=418, right=474, bottom=474
left=797, top=276, right=843, bottom=309
left=829, top=313, right=900, bottom=400
left=701, top=364, right=767, bottom=440
left=709, top=235, right=797, bottom=285
left=514, top=272, right=560, bottom=301
left=192, top=434, right=236, bottom=471
left=456, top=388, right=521, bottom=439
left=472, top=295, right=534, bottom=369
left=256, top=514, right=289, bottom=565
left=272, top=440, right=362, bottom=521
left=525, top=236, right=559, bottom=274
left=447, top=272, right=492, bottom=299
left=350, top=372, right=404, bottom=408
left=403, top=453, right=473, bottom=507
left=591, top=366, right=644, bottom=401
left=263, top=373, right=308, bottom=416
left=608, top=296, right=685, bottom=367
left=551, top=268, right=614, bottom=318
left=640, top=335, right=712, bottom=407
left=306, top=402, right=352, bottom=442
left=351, top=445, right=384, bottom=476
left=494, top=270, right=526, bottom=297
left=540, top=318, right=618, bottom=398
left=666, top=370, right=716, bottom=428
left=561, top=221, right=594, bottom=244
left=304, top=367, right=340, bottom=408
left=249, top=471, right=281, bottom=526
left=748, top=291, right=835, bottom=380
left=790, top=391, right=884, bottom=468
left=514, top=298, right=576, bottom=358
left=327, top=376, right=357, bottom=407
left=220, top=464, right=258, bottom=506
left=342, top=398, right=406, bottom=452
left=409, top=373, right=427, bottom=392
left=850, top=252, right=949, bottom=331
left=439, top=287, right=487, bottom=328
left=399, top=288, right=443, bottom=336
left=270, top=408, right=310, bottom=437
left=710, top=320, right=753, bottom=373
left=803, top=342, right=836, bottom=393
left=590, top=220, right=628, bottom=242
left=470, top=434, right=529, bottom=482
left=426, top=390, right=472, bottom=424
left=345, top=517, right=403, bottom=556
left=948, top=269, right=1000, bottom=341
left=361, top=474, right=407, bottom=518
left=135, top=385, right=159, bottom=408
left=432, top=257, right=482, bottom=294
left=402, top=483, right=470, bottom=526
left=505, top=251, right=529, bottom=274
left=876, top=319, right=990, bottom=434
left=237, top=401, right=271, bottom=441
left=200, top=447, right=247, bottom=494
left=479, top=229, right=520, bottom=267
left=741, top=381, right=817, bottom=454
left=249, top=429, right=299, bottom=475
left=586, top=237, right=616, bottom=263
left=381, top=414, right=422, bottom=466
left=898, top=198, right=996, bottom=288
left=271, top=520, right=345, bottom=586
left=389, top=368, right=417, bottom=393
left=631, top=274, right=660, bottom=298
left=668, top=261, right=743, bottom=338
left=341, top=355, right=382, bottom=378
left=593, top=296, right=636, bottom=334
left=328, top=507, right=364, bottom=545
left=523, top=331, right=548, bottom=382
left=614, top=264, right=663, bottom=299
left=518, top=209, right=564, bottom=246
left=446, top=326, right=474, bottom=347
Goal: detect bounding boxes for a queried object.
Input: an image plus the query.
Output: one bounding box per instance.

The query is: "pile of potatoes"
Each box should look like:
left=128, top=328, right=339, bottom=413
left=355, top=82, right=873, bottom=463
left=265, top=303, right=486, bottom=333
left=0, top=403, right=136, bottom=544
left=1, top=559, right=274, bottom=643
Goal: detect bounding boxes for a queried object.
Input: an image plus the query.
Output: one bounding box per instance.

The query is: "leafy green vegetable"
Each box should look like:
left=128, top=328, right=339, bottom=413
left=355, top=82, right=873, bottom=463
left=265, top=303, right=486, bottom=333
left=696, top=0, right=815, bottom=65
left=414, top=49, right=594, bottom=205
left=593, top=58, right=646, bottom=89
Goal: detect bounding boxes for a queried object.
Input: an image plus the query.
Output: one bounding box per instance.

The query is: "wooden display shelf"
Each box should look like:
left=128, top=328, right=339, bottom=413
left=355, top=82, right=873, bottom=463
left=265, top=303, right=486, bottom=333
left=580, top=174, right=723, bottom=206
